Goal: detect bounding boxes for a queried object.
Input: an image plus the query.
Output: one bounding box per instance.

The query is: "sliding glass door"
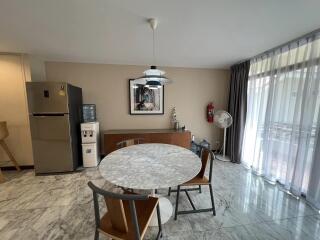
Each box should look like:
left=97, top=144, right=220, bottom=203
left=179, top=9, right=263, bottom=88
left=242, top=34, right=320, bottom=209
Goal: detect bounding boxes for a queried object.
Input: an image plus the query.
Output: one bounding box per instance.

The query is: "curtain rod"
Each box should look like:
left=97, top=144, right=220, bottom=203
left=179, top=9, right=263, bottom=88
left=234, top=27, right=320, bottom=66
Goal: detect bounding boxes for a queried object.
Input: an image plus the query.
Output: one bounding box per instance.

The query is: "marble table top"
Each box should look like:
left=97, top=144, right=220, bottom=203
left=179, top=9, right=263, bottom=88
left=99, top=143, right=202, bottom=190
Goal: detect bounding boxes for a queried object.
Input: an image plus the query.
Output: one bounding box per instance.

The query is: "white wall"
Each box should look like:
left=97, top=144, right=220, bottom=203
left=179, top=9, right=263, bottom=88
left=29, top=55, right=46, bottom=82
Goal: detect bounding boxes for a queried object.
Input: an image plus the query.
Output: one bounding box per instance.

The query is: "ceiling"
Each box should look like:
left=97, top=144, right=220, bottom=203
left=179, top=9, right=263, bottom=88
left=0, top=0, right=320, bottom=69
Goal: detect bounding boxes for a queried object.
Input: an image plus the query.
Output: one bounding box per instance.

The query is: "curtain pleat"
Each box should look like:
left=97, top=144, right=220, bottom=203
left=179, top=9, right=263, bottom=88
left=242, top=33, right=320, bottom=210
left=226, top=61, right=250, bottom=163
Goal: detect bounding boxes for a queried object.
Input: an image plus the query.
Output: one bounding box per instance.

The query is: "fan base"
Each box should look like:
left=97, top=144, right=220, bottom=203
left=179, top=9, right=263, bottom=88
left=216, top=155, right=231, bottom=162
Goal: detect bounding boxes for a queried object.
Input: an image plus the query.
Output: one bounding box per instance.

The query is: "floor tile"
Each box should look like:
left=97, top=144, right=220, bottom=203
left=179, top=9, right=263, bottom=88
left=0, top=161, right=319, bottom=240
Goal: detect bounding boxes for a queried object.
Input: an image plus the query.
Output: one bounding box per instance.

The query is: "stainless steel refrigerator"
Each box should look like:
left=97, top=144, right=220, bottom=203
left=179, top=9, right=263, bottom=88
left=26, top=82, right=83, bottom=174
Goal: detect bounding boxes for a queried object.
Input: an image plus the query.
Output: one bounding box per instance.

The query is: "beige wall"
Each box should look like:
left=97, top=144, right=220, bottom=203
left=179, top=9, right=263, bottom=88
left=29, top=56, right=46, bottom=82
left=0, top=54, right=46, bottom=166
left=0, top=54, right=33, bottom=166
left=46, top=62, right=230, bottom=148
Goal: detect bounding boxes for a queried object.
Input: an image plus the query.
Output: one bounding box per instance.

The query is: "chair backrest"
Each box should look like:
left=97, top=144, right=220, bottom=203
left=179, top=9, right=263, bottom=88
left=104, top=197, right=128, bottom=232
left=116, top=138, right=144, bottom=149
left=197, top=146, right=215, bottom=182
left=87, top=181, right=149, bottom=238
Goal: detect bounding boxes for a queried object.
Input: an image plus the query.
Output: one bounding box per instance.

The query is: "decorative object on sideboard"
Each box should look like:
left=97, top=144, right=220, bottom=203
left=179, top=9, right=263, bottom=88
left=213, top=110, right=233, bottom=162
left=171, top=107, right=180, bottom=130
left=0, top=121, right=21, bottom=183
left=171, top=107, right=177, bottom=122
left=129, top=79, right=164, bottom=115
left=133, top=18, right=172, bottom=86
left=174, top=121, right=180, bottom=130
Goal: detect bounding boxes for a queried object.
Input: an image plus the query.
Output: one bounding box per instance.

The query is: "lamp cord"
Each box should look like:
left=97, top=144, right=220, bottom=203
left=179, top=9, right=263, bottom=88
left=152, top=28, right=156, bottom=66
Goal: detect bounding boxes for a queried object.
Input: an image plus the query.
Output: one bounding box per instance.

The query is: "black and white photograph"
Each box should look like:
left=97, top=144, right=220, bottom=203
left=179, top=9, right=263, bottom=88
left=129, top=79, right=164, bottom=115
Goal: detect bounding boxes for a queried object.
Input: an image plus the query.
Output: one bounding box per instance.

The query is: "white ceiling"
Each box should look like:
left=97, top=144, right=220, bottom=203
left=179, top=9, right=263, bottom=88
left=0, top=0, right=320, bottom=69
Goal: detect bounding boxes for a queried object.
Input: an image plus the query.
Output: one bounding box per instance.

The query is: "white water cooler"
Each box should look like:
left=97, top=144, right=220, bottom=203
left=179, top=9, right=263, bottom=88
left=81, top=122, right=100, bottom=167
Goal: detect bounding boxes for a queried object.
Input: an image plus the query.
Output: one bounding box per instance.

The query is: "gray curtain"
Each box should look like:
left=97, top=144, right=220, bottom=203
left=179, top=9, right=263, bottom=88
left=226, top=61, right=250, bottom=163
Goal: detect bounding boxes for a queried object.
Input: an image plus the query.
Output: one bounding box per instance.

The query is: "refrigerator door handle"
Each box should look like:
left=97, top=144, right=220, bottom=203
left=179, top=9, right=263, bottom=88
left=32, top=113, right=66, bottom=117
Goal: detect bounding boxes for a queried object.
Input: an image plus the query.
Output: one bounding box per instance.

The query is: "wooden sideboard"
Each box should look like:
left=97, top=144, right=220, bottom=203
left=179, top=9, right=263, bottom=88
left=102, top=129, right=191, bottom=154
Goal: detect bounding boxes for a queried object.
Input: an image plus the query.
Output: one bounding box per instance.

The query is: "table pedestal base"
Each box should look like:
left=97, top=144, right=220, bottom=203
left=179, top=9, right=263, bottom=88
left=149, top=196, right=173, bottom=226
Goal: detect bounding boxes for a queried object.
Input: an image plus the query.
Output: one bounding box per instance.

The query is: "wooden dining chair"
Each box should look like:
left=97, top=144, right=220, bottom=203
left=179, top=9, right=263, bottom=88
left=168, top=145, right=216, bottom=220
left=88, top=181, right=162, bottom=240
left=116, top=138, right=144, bottom=149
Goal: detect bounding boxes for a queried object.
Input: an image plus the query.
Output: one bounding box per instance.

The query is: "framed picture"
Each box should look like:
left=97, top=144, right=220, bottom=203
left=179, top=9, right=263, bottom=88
left=129, top=79, right=164, bottom=115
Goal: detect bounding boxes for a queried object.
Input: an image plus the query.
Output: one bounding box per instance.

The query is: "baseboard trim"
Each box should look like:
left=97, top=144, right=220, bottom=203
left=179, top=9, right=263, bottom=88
left=1, top=165, right=34, bottom=171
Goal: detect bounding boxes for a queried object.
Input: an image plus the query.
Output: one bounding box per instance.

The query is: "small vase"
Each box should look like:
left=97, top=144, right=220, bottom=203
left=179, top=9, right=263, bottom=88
left=174, top=121, right=180, bottom=130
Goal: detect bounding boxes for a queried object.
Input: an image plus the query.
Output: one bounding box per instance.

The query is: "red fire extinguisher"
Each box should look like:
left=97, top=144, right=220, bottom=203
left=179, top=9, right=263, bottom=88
left=207, top=102, right=214, bottom=123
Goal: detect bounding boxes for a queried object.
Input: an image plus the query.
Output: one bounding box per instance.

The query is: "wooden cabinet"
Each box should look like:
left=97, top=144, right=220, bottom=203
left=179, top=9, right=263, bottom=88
left=102, top=129, right=191, bottom=154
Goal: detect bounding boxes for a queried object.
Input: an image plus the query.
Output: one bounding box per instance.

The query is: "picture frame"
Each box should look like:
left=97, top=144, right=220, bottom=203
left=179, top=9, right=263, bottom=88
left=129, top=79, right=164, bottom=115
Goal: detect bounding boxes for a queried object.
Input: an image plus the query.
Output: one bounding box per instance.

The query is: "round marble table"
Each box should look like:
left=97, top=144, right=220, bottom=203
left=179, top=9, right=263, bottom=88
left=99, top=143, right=201, bottom=225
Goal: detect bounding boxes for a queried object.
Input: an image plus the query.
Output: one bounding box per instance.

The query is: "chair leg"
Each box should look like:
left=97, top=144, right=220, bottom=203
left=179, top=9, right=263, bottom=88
left=0, top=169, right=5, bottom=183
left=156, top=204, right=162, bottom=239
left=209, top=184, right=216, bottom=216
left=0, top=140, right=21, bottom=171
left=168, top=187, right=171, bottom=196
left=174, top=185, right=180, bottom=220
left=199, top=185, right=202, bottom=193
left=94, top=228, right=99, bottom=240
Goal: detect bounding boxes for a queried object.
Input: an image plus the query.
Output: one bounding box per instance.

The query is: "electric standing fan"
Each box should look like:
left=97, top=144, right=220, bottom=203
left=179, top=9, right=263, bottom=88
left=213, top=110, right=233, bottom=162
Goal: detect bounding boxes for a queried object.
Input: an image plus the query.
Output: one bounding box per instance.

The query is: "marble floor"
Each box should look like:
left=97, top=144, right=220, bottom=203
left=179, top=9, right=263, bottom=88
left=0, top=161, right=319, bottom=240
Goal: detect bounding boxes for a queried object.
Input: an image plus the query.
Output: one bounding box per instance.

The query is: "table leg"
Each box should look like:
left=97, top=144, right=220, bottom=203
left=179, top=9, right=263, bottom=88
left=149, top=190, right=173, bottom=226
